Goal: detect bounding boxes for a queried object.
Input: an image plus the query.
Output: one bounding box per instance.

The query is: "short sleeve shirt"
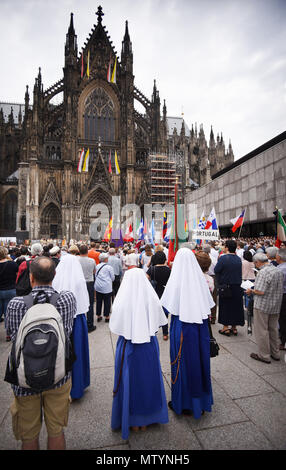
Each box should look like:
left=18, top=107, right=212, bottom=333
left=254, top=264, right=284, bottom=314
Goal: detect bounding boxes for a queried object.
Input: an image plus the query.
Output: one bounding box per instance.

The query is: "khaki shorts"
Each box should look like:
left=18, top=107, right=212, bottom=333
left=10, top=379, right=71, bottom=442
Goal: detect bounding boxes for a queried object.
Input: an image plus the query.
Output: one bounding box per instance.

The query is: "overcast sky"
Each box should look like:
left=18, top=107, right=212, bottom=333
left=1, top=0, right=286, bottom=160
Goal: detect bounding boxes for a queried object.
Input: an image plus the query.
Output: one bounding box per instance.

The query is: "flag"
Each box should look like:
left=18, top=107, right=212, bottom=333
left=111, top=57, right=117, bottom=84
left=115, top=150, right=120, bottom=174
left=108, top=150, right=112, bottom=174
left=111, top=228, right=124, bottom=247
left=148, top=219, right=155, bottom=244
left=77, top=148, right=85, bottom=173
left=123, top=224, right=134, bottom=242
left=163, top=212, right=168, bottom=239
left=87, top=50, right=90, bottom=78
left=81, top=54, right=84, bottom=78
left=103, top=218, right=112, bottom=242
left=198, top=212, right=206, bottom=229
left=164, top=221, right=172, bottom=242
left=167, top=181, right=187, bottom=265
left=107, top=57, right=112, bottom=82
left=82, top=148, right=90, bottom=172
left=230, top=209, right=245, bottom=233
left=275, top=209, right=286, bottom=247
left=205, top=207, right=218, bottom=229
left=137, top=218, right=144, bottom=240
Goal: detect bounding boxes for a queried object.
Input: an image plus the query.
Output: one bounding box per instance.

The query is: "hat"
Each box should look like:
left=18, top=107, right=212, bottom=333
left=50, top=246, right=60, bottom=256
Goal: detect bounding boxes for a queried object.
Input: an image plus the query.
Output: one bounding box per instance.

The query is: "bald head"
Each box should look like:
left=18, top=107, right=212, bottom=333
left=29, top=256, right=56, bottom=286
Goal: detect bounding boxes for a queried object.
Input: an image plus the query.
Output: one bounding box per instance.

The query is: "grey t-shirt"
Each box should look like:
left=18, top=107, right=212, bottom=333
left=78, top=256, right=96, bottom=282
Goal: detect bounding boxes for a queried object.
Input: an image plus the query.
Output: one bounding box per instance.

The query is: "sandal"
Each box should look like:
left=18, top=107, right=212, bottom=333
left=163, top=335, right=169, bottom=341
left=218, top=329, right=231, bottom=336
left=231, top=328, right=238, bottom=336
left=250, top=353, right=271, bottom=364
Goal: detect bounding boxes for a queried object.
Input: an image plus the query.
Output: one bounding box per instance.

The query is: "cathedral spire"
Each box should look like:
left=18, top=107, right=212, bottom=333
left=68, top=12, right=75, bottom=35
left=124, top=20, right=130, bottom=41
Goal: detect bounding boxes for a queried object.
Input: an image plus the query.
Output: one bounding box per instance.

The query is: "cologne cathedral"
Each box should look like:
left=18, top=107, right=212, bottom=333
left=0, top=6, right=233, bottom=240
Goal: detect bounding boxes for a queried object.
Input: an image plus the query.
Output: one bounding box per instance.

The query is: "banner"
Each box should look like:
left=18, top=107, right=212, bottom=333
left=191, top=229, right=220, bottom=240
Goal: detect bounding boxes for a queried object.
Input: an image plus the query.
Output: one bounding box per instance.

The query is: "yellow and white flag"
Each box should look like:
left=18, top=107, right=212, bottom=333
left=115, top=150, right=120, bottom=175
left=82, top=148, right=90, bottom=172
left=111, top=57, right=117, bottom=84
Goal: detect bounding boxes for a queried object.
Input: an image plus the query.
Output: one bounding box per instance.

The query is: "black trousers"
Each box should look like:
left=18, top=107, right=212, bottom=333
left=96, top=291, right=112, bottom=318
left=86, top=281, right=95, bottom=328
left=279, top=293, right=286, bottom=345
left=112, top=275, right=121, bottom=301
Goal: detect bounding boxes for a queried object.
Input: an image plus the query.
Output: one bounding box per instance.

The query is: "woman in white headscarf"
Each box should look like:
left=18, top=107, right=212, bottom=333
left=109, top=268, right=169, bottom=440
left=53, top=253, right=90, bottom=400
left=161, top=247, right=215, bottom=418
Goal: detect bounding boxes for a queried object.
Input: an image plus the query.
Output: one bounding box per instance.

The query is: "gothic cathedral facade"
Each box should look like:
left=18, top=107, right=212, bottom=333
left=0, top=7, right=234, bottom=240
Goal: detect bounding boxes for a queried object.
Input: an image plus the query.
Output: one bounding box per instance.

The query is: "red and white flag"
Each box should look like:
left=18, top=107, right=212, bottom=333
left=230, top=209, right=245, bottom=233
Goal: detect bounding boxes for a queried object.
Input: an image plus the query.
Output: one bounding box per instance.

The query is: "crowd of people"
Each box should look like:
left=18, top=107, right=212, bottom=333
left=0, top=235, right=285, bottom=449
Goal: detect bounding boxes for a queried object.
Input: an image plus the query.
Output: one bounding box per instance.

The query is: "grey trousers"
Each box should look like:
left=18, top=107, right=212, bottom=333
left=253, top=308, right=280, bottom=361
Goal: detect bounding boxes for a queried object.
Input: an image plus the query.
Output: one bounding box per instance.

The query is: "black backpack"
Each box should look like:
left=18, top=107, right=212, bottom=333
left=16, top=260, right=32, bottom=296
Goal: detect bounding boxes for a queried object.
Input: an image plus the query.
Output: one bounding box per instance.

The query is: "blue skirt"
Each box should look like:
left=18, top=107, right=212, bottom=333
left=170, top=315, right=213, bottom=418
left=111, top=335, right=169, bottom=440
left=70, top=314, right=90, bottom=399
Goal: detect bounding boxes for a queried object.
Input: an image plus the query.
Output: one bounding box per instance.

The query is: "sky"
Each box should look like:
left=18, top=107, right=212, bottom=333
left=1, top=0, right=286, bottom=160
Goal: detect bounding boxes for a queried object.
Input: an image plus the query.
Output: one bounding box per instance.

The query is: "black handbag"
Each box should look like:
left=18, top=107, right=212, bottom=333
left=218, top=284, right=232, bottom=299
left=208, top=319, right=220, bottom=358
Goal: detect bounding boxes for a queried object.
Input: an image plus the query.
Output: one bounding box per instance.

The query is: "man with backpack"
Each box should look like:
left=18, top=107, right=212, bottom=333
left=5, top=256, right=76, bottom=450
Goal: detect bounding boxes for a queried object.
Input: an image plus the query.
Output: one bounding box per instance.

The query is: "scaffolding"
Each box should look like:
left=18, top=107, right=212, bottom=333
left=148, top=152, right=184, bottom=208
left=148, top=151, right=184, bottom=239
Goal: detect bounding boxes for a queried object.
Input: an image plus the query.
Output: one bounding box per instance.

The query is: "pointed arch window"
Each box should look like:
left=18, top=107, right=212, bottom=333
left=83, top=87, right=115, bottom=142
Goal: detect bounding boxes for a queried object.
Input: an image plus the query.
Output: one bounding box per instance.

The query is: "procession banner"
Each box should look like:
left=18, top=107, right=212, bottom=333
left=191, top=229, right=220, bottom=240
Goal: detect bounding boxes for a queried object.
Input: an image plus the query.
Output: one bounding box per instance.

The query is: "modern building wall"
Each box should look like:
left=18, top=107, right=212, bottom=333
left=185, top=131, right=286, bottom=237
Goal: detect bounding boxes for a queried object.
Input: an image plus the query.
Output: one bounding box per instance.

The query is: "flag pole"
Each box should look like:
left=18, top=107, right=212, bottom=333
left=238, top=207, right=246, bottom=239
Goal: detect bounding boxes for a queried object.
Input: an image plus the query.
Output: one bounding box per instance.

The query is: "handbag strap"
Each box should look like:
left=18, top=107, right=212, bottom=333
left=207, top=318, right=214, bottom=339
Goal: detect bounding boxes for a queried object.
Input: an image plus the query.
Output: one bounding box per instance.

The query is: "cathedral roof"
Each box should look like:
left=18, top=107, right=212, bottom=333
left=0, top=102, right=27, bottom=125
left=167, top=116, right=191, bottom=137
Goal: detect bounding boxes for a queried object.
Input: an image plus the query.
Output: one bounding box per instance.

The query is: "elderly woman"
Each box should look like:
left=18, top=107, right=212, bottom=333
left=109, top=268, right=168, bottom=440
left=95, top=252, right=115, bottom=323
left=214, top=239, right=244, bottom=336
left=161, top=247, right=215, bottom=418
left=53, top=253, right=90, bottom=400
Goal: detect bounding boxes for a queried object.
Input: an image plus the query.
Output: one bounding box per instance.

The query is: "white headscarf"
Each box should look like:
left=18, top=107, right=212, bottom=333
left=161, top=247, right=215, bottom=324
left=52, top=254, right=89, bottom=317
left=109, top=267, right=167, bottom=344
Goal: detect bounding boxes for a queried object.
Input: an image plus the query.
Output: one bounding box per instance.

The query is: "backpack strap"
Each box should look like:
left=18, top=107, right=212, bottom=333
left=49, top=292, right=60, bottom=308
left=23, top=293, right=35, bottom=310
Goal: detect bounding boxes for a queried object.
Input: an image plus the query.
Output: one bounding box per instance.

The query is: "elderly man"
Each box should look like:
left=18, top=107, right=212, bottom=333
left=107, top=248, right=123, bottom=301
left=94, top=252, right=115, bottom=323
left=246, top=252, right=284, bottom=363
left=50, top=246, right=61, bottom=266
left=277, top=248, right=286, bottom=350
left=266, top=246, right=279, bottom=266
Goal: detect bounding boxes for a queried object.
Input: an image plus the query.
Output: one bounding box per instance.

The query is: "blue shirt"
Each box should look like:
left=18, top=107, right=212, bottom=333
left=214, top=254, right=242, bottom=285
left=94, top=262, right=115, bottom=293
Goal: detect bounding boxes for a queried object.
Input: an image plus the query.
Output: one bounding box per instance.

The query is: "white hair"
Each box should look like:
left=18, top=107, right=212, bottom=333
left=253, top=253, right=268, bottom=263
left=99, top=252, right=109, bottom=262
left=278, top=248, right=286, bottom=262
left=266, top=246, right=278, bottom=259
left=31, top=243, right=43, bottom=256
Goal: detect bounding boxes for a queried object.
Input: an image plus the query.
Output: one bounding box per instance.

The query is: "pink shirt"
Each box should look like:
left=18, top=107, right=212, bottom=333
left=242, top=260, right=255, bottom=280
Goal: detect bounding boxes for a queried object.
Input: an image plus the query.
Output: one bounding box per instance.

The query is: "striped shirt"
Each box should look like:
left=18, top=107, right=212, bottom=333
left=6, top=285, right=76, bottom=397
left=254, top=264, right=284, bottom=315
